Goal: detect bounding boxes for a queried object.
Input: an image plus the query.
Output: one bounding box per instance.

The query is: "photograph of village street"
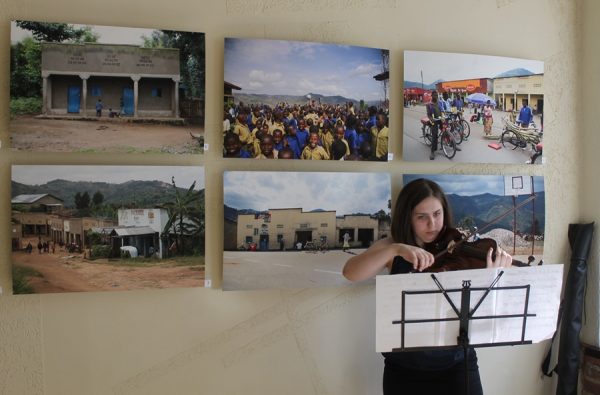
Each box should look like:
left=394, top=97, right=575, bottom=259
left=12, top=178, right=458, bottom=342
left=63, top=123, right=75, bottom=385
left=223, top=38, right=390, bottom=161
left=9, top=21, right=205, bottom=154
left=403, top=174, right=545, bottom=265
left=223, top=171, right=391, bottom=290
left=403, top=50, right=544, bottom=164
left=10, top=165, right=205, bottom=294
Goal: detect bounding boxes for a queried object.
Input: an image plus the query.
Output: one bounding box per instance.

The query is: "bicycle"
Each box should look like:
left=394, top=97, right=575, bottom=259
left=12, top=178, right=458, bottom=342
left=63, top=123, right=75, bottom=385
left=452, top=110, right=470, bottom=139
left=500, top=118, right=542, bottom=151
left=420, top=117, right=457, bottom=159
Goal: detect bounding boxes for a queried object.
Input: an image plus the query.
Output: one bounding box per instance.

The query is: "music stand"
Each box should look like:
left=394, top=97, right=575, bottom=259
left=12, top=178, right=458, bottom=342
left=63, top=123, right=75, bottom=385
left=390, top=271, right=534, bottom=395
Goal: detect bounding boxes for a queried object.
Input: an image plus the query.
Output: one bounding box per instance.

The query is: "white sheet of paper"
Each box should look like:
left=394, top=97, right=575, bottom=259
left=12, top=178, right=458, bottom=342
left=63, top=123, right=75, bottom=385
left=376, top=264, right=563, bottom=352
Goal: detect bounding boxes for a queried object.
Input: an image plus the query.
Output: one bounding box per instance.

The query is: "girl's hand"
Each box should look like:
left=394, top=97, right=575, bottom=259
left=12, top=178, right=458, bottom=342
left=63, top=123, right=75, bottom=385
left=486, top=247, right=512, bottom=268
left=396, top=244, right=435, bottom=272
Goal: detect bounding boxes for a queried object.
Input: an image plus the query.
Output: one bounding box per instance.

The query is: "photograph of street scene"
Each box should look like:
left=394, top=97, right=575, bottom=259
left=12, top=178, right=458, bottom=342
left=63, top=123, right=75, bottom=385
left=403, top=174, right=545, bottom=265
left=223, top=38, right=390, bottom=161
left=10, top=20, right=205, bottom=154
left=403, top=50, right=544, bottom=163
left=223, top=171, right=391, bottom=290
left=10, top=165, right=205, bottom=294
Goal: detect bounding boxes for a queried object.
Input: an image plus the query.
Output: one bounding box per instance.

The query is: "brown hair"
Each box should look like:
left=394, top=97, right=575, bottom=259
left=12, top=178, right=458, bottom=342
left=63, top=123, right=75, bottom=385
left=390, top=178, right=453, bottom=245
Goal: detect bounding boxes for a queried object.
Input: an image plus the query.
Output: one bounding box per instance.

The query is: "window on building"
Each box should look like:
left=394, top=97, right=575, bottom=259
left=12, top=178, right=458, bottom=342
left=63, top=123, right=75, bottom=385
left=151, top=87, right=162, bottom=97
left=277, top=234, right=284, bottom=242
left=300, top=223, right=308, bottom=229
left=246, top=224, right=253, bottom=229
left=254, top=228, right=259, bottom=235
left=245, top=236, right=253, bottom=243
left=91, top=86, right=102, bottom=96
left=276, top=224, right=284, bottom=228
left=320, top=223, right=328, bottom=227
left=533, top=83, right=542, bottom=88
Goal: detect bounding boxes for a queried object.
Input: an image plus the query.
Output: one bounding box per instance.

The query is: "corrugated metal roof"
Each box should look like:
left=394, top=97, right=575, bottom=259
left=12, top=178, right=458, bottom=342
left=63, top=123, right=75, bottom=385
left=111, top=226, right=156, bottom=236
left=12, top=194, right=53, bottom=204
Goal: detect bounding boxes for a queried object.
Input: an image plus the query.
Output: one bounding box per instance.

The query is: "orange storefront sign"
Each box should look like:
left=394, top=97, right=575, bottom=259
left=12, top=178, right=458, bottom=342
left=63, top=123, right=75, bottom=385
left=437, top=79, right=487, bottom=94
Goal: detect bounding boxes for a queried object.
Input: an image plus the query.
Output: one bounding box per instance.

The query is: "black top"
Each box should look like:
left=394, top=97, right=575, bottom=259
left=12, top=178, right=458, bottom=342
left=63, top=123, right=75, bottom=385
left=382, top=256, right=470, bottom=370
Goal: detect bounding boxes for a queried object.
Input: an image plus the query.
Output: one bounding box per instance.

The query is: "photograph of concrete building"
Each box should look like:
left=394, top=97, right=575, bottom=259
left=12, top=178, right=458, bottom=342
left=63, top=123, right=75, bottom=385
left=403, top=50, right=544, bottom=164
left=223, top=38, right=390, bottom=161
left=10, top=20, right=205, bottom=154
left=223, top=171, right=391, bottom=290
left=11, top=165, right=205, bottom=294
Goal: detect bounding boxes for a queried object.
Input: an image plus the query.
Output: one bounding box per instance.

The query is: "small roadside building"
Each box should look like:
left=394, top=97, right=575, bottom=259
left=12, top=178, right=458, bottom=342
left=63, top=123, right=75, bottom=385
left=112, top=208, right=169, bottom=258
left=41, top=43, right=181, bottom=118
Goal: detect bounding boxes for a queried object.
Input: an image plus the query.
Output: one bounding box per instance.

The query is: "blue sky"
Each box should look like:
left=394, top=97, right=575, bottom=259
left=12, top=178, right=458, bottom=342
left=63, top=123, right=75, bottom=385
left=12, top=165, right=204, bottom=190
left=404, top=50, right=544, bottom=85
left=224, top=171, right=390, bottom=215
left=403, top=174, right=544, bottom=196
left=225, top=38, right=388, bottom=101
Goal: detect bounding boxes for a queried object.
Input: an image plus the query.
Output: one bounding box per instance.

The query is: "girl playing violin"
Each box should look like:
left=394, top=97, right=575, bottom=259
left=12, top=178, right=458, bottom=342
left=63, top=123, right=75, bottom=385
left=343, top=178, right=513, bottom=395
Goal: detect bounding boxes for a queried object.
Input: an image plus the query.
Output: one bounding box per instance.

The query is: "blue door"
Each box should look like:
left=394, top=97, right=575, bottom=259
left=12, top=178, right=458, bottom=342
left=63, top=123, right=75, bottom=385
left=67, top=86, right=81, bottom=113
left=122, top=87, right=134, bottom=115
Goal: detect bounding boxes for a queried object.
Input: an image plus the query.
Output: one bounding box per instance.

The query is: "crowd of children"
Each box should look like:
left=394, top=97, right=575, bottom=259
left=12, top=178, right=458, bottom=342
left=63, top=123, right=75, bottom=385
left=223, top=101, right=389, bottom=161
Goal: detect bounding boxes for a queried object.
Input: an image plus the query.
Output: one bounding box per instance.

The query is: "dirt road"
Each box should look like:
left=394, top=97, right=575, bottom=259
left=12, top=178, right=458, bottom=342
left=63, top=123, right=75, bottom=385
left=12, top=249, right=204, bottom=294
left=10, top=116, right=204, bottom=154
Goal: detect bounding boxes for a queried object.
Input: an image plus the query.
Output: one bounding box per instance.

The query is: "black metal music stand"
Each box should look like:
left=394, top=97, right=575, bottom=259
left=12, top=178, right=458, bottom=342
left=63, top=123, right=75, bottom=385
left=390, top=271, right=535, bottom=395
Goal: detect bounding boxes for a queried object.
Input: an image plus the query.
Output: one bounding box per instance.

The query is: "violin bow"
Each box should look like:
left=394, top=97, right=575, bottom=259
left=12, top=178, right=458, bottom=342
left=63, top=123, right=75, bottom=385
left=434, top=193, right=538, bottom=259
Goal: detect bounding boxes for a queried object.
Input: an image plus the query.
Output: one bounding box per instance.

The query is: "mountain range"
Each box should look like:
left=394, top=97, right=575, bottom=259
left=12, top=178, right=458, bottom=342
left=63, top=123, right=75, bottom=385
left=233, top=92, right=381, bottom=107
left=224, top=191, right=545, bottom=234
left=11, top=179, right=204, bottom=209
left=447, top=191, right=545, bottom=234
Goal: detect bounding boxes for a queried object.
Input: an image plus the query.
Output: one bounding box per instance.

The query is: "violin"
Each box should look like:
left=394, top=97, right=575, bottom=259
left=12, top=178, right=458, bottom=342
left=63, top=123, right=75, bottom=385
left=421, top=227, right=529, bottom=272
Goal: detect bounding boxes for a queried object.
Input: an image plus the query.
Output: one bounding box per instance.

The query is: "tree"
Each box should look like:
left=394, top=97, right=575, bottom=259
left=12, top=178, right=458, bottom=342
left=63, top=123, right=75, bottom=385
left=74, top=191, right=90, bottom=209
left=11, top=22, right=98, bottom=99
left=160, top=177, right=203, bottom=256
left=92, top=191, right=104, bottom=206
left=15, top=21, right=92, bottom=42
left=142, top=30, right=205, bottom=98
left=10, top=37, right=41, bottom=98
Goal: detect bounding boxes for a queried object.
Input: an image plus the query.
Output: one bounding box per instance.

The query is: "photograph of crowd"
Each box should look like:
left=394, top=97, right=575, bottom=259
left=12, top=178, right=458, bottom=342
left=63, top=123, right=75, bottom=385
left=10, top=165, right=205, bottom=294
left=223, top=171, right=391, bottom=290
left=403, top=173, right=545, bottom=264
left=223, top=38, right=390, bottom=161
left=403, top=50, right=544, bottom=164
left=10, top=20, right=205, bottom=154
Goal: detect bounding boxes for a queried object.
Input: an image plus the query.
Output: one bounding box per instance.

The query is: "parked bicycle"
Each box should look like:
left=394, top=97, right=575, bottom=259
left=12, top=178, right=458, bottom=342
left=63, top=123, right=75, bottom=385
left=454, top=110, right=471, bottom=139
left=421, top=117, right=457, bottom=159
left=500, top=118, right=542, bottom=150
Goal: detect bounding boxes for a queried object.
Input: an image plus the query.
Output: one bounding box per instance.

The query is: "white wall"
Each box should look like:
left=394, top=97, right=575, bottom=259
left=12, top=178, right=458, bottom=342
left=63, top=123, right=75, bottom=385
left=0, top=0, right=586, bottom=394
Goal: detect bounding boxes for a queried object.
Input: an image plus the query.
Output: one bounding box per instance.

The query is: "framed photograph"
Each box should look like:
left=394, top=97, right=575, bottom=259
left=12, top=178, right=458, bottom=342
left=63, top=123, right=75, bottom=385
left=403, top=50, right=544, bottom=164
left=10, top=165, right=205, bottom=294
left=223, top=171, right=391, bottom=290
left=403, top=174, right=545, bottom=264
left=10, top=20, right=205, bottom=154
left=223, top=38, right=390, bottom=161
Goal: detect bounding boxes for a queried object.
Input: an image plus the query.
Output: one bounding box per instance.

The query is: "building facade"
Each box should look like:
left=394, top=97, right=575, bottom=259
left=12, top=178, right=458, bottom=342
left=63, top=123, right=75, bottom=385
left=235, top=208, right=381, bottom=251
left=41, top=43, right=181, bottom=118
left=114, top=208, right=169, bottom=258
left=493, top=74, right=544, bottom=113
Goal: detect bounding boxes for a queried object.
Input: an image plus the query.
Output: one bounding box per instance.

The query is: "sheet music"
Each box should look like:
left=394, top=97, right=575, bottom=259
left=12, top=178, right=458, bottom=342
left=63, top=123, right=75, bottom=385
left=376, top=264, right=563, bottom=352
